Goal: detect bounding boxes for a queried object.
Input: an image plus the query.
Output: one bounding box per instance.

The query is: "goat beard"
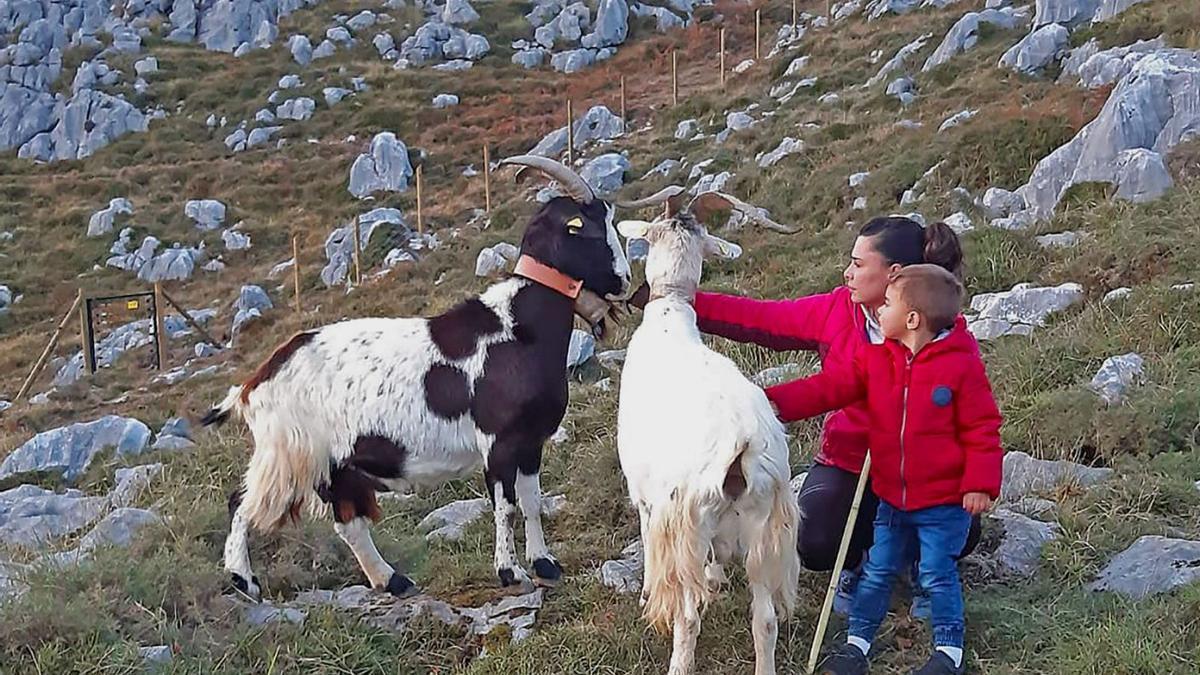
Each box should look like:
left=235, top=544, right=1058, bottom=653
left=574, top=288, right=619, bottom=341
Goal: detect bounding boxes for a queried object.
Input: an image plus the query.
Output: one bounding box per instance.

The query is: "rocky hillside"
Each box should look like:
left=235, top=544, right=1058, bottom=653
left=1, top=0, right=1199, bottom=671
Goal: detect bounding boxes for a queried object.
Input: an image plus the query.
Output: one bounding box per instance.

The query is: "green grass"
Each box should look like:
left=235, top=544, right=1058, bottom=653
left=1, top=0, right=1199, bottom=672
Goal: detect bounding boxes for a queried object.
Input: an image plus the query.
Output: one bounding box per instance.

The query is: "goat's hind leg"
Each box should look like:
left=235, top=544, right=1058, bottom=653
left=748, top=581, right=780, bottom=675
left=334, top=517, right=416, bottom=597
left=667, top=589, right=702, bottom=675
left=224, top=488, right=263, bottom=601
left=326, top=466, right=416, bottom=597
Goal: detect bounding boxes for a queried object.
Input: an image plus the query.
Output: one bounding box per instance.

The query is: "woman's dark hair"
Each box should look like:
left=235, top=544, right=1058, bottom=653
left=858, top=216, right=963, bottom=280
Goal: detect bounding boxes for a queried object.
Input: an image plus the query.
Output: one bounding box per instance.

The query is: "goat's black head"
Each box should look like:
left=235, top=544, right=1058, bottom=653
left=499, top=155, right=631, bottom=300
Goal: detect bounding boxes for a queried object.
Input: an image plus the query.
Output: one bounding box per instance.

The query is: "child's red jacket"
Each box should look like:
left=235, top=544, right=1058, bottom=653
left=764, top=319, right=1004, bottom=511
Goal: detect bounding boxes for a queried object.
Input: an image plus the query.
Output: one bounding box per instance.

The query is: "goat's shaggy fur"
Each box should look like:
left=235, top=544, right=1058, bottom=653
left=617, top=212, right=799, bottom=675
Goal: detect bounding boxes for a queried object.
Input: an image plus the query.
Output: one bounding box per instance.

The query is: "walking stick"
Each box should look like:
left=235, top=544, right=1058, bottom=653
left=807, top=452, right=872, bottom=674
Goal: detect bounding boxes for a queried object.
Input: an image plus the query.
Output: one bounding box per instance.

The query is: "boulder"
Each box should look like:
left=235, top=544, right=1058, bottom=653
left=1000, top=450, right=1112, bottom=502
left=1089, top=536, right=1200, bottom=599
left=288, top=35, right=313, bottom=65
left=579, top=153, right=630, bottom=195
left=0, top=416, right=152, bottom=483
left=349, top=132, right=414, bottom=198
left=185, top=199, right=226, bottom=230
left=529, top=105, right=624, bottom=156
left=231, top=285, right=273, bottom=339
left=756, top=137, right=804, bottom=168
left=567, top=329, right=595, bottom=367
left=87, top=198, right=133, bottom=238
left=276, top=97, right=315, bottom=121
left=442, top=0, right=481, bottom=25
left=0, top=485, right=108, bottom=549
left=49, top=508, right=161, bottom=565
left=987, top=508, right=1061, bottom=576
left=939, top=109, right=978, bottom=133
left=1016, top=51, right=1200, bottom=221
left=598, top=539, right=641, bottom=593
left=967, top=282, right=1084, bottom=340
left=1088, top=352, right=1144, bottom=404
left=923, top=7, right=1029, bottom=72
left=999, top=23, right=1069, bottom=75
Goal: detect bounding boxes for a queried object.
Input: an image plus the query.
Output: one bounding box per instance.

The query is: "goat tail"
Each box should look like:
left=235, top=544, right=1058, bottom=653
left=201, top=386, right=243, bottom=427
left=641, top=484, right=715, bottom=635
left=743, top=462, right=801, bottom=615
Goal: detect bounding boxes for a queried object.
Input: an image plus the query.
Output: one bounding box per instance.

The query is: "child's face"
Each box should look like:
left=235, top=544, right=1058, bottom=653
left=877, top=283, right=920, bottom=340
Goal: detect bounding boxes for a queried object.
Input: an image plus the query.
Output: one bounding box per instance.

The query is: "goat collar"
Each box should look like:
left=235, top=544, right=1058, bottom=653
left=513, top=255, right=583, bottom=300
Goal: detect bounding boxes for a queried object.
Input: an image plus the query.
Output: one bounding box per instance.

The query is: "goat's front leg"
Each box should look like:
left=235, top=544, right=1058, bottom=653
left=515, top=466, right=563, bottom=585
left=224, top=488, right=262, bottom=601
left=667, top=589, right=702, bottom=675
left=485, top=442, right=531, bottom=587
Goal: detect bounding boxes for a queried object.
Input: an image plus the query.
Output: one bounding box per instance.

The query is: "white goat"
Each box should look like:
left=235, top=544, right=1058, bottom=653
left=615, top=196, right=800, bottom=675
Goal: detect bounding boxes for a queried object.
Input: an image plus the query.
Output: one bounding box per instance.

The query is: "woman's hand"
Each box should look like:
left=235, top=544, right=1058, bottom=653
left=962, top=491, right=992, bottom=515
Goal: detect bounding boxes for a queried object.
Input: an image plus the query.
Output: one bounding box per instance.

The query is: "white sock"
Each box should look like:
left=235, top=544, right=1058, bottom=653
left=936, top=646, right=963, bottom=668
left=847, top=636, right=871, bottom=657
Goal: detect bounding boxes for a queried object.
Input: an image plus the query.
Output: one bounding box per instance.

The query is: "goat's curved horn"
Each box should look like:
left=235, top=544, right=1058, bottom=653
left=498, top=154, right=595, bottom=204
left=615, top=185, right=688, bottom=210
left=689, top=191, right=800, bottom=234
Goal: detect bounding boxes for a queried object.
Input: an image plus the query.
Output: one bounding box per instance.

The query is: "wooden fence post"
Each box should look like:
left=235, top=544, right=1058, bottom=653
left=620, top=76, right=627, bottom=132
left=80, top=292, right=95, bottom=375
left=152, top=282, right=166, bottom=370
left=566, top=99, right=575, bottom=164
left=671, top=50, right=678, bottom=106
left=483, top=144, right=492, bottom=214
left=720, top=27, right=726, bottom=87
left=416, top=164, right=424, bottom=234
left=755, top=9, right=762, bottom=61
left=352, top=216, right=363, bottom=284
left=15, top=291, right=82, bottom=402
left=292, top=234, right=302, bottom=313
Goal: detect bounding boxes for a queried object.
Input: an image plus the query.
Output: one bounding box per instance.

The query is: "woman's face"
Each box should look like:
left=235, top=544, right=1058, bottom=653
left=843, top=235, right=900, bottom=308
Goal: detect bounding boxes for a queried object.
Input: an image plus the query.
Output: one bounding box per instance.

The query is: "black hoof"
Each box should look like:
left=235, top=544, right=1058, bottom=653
left=532, top=558, right=563, bottom=586
left=231, top=573, right=262, bottom=601
left=497, top=567, right=518, bottom=587
left=385, top=573, right=418, bottom=598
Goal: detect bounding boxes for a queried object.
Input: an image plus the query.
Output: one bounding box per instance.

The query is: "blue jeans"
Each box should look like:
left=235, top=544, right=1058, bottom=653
left=848, top=501, right=971, bottom=649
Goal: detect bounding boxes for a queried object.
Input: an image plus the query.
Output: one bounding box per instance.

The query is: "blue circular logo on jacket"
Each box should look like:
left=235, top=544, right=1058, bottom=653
left=932, top=386, right=953, bottom=407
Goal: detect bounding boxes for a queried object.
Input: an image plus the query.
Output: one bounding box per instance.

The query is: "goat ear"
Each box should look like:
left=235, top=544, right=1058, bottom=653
left=616, top=219, right=654, bottom=240
left=703, top=234, right=742, bottom=260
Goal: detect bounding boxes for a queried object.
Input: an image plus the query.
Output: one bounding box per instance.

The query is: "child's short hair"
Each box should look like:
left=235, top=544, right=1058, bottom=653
left=889, top=264, right=964, bottom=333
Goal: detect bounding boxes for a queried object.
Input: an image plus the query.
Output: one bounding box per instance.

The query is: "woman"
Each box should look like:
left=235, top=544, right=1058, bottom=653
left=687, top=216, right=981, bottom=613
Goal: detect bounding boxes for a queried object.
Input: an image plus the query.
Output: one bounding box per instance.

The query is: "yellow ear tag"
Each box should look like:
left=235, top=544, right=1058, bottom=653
left=565, top=217, right=583, bottom=234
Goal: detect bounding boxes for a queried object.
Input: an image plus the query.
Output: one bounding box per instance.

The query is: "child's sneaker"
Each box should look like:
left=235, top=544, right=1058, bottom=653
left=912, top=652, right=965, bottom=675
left=818, top=643, right=869, bottom=675
left=832, top=569, right=859, bottom=617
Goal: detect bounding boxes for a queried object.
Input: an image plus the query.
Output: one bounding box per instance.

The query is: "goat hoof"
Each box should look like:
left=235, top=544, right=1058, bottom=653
left=497, top=567, right=519, bottom=587
left=231, top=573, right=262, bottom=602
left=385, top=573, right=418, bottom=598
left=532, top=558, right=563, bottom=586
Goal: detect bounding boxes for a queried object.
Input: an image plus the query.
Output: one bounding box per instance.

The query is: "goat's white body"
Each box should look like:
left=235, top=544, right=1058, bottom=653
left=618, top=296, right=799, bottom=675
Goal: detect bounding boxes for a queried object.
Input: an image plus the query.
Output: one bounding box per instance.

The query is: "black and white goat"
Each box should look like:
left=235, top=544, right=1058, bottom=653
left=203, top=156, right=631, bottom=599
left=616, top=188, right=799, bottom=675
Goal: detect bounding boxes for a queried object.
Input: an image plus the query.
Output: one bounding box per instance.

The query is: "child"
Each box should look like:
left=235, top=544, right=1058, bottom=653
left=764, top=264, right=1003, bottom=675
